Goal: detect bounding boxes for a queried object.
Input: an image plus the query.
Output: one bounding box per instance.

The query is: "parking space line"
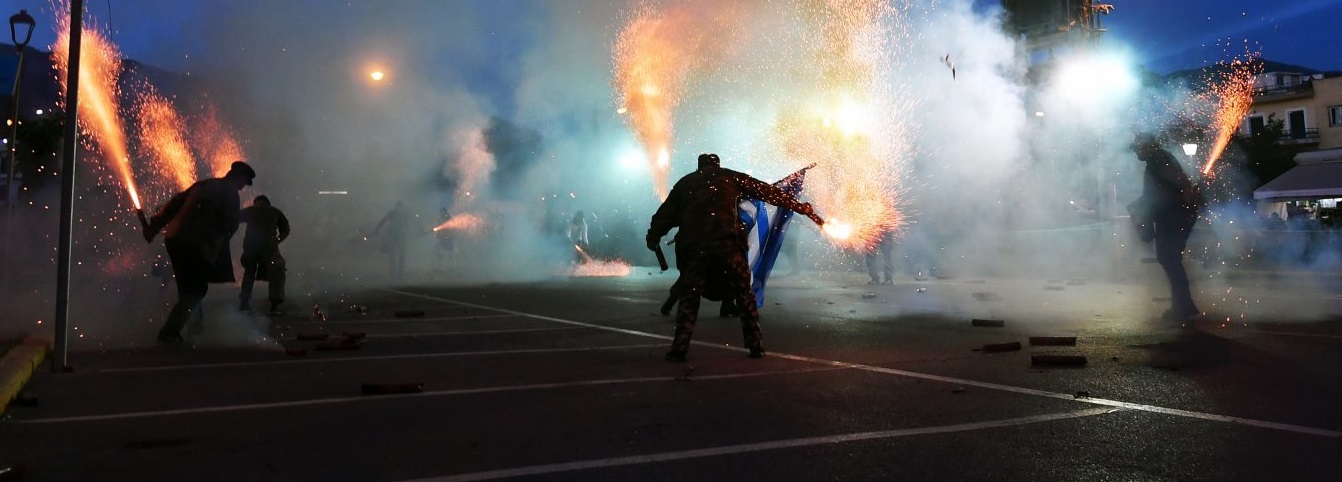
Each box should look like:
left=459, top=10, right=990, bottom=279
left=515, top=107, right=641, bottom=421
left=93, top=344, right=665, bottom=374
left=386, top=289, right=1342, bottom=438
left=282, top=314, right=520, bottom=326
left=14, top=367, right=846, bottom=424
left=1254, top=330, right=1342, bottom=340
left=366, top=327, right=586, bottom=338
left=403, top=407, right=1120, bottom=482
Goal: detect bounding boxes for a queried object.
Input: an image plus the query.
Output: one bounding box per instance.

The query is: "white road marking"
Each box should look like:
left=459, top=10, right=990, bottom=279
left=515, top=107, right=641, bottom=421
left=93, top=344, right=664, bottom=374
left=365, top=327, right=585, bottom=338
left=403, top=408, right=1121, bottom=482
left=281, top=314, right=520, bottom=326
left=386, top=289, right=1342, bottom=438
left=13, top=367, right=845, bottom=424
left=1254, top=330, right=1342, bottom=340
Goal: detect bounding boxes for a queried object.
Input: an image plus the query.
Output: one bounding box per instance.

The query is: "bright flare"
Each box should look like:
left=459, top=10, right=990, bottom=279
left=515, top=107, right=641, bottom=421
left=1202, top=56, right=1259, bottom=176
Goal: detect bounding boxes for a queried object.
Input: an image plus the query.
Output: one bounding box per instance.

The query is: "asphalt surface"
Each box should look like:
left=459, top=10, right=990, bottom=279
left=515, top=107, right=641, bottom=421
left=2, top=266, right=1341, bottom=481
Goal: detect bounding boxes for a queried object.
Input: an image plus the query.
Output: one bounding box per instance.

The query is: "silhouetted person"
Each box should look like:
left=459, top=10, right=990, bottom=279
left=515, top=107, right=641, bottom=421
left=143, top=161, right=255, bottom=343
left=1130, top=134, right=1203, bottom=321
left=569, top=210, right=590, bottom=263
left=432, top=208, right=456, bottom=273
left=372, top=201, right=411, bottom=282
left=647, top=153, right=823, bottom=361
left=865, top=228, right=894, bottom=284
left=238, top=195, right=290, bottom=314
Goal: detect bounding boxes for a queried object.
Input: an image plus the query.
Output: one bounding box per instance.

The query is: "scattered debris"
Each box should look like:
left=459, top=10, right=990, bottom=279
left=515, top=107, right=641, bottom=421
left=862, top=293, right=876, bottom=299
left=1029, top=336, right=1077, bottom=346
left=971, top=318, right=1005, bottom=327
left=1031, top=355, right=1087, bottom=367
left=311, top=304, right=327, bottom=322
left=361, top=383, right=424, bottom=395
left=915, top=287, right=928, bottom=293
left=980, top=341, right=1022, bottom=353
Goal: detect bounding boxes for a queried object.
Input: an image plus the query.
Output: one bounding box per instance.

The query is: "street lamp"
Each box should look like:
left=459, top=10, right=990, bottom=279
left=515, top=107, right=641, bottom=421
left=1182, top=143, right=1199, bottom=157
left=7, top=9, right=35, bottom=209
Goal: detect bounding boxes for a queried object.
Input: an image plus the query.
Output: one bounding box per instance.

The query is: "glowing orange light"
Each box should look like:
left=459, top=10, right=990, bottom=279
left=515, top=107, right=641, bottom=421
left=54, top=18, right=140, bottom=208
left=431, top=213, right=485, bottom=233
left=370, top=70, right=385, bottom=81
left=821, top=221, right=853, bottom=241
left=1202, top=56, right=1259, bottom=176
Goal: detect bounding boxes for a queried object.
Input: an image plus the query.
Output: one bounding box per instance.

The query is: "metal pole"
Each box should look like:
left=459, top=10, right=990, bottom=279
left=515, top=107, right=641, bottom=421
left=6, top=45, right=22, bottom=210
left=53, top=0, right=83, bottom=372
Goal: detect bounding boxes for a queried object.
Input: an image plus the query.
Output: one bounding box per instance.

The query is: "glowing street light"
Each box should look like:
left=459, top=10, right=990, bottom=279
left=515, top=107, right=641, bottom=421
left=1182, top=143, right=1198, bottom=157
left=369, top=70, right=385, bottom=82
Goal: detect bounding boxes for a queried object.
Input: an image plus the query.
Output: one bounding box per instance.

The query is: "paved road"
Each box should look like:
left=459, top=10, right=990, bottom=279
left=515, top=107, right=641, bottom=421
left=2, top=268, right=1341, bottom=481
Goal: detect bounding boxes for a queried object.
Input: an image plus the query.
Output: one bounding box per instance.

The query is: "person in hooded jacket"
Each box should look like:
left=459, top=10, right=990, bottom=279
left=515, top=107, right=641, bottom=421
left=647, top=153, right=824, bottom=361
left=1130, top=133, right=1203, bottom=321
left=144, top=161, right=255, bottom=343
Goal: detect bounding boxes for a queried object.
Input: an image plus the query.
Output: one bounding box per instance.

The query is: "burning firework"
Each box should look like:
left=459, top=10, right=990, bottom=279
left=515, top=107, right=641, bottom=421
left=612, top=3, right=744, bottom=200
left=570, top=245, right=632, bottom=277
left=1201, top=55, right=1261, bottom=176
left=431, top=213, right=485, bottom=233
left=52, top=9, right=140, bottom=208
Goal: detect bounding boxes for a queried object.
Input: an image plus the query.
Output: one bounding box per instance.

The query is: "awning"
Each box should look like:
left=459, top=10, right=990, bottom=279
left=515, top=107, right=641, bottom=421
left=1253, top=161, right=1342, bottom=200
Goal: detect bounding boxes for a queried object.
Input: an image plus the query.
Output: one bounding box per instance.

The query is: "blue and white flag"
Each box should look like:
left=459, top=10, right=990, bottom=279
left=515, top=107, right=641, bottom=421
left=740, top=164, right=813, bottom=307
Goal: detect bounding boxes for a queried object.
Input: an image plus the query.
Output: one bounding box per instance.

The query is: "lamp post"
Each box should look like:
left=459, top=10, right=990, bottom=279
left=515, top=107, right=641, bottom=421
left=1181, top=143, right=1199, bottom=158
left=7, top=9, right=34, bottom=209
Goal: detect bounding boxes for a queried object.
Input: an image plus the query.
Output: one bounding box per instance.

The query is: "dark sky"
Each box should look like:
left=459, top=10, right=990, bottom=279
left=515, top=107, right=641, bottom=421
left=14, top=1, right=1342, bottom=76
left=975, top=0, right=1342, bottom=73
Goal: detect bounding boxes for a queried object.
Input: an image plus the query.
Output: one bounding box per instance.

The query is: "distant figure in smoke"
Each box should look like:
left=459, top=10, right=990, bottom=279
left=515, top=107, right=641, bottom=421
left=1129, top=134, right=1203, bottom=321
left=142, top=161, right=256, bottom=343
left=371, top=201, right=411, bottom=282
left=782, top=230, right=803, bottom=276
left=432, top=208, right=456, bottom=273
left=647, top=153, right=824, bottom=361
left=569, top=210, right=590, bottom=263
left=865, top=228, right=895, bottom=285
left=238, top=195, right=290, bottom=315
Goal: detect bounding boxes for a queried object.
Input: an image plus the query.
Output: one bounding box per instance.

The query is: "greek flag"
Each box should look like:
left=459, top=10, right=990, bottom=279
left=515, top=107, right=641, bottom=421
left=739, top=164, right=813, bottom=307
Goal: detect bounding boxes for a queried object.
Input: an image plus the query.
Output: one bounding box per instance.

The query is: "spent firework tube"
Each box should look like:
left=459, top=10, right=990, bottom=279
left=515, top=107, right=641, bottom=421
left=136, top=208, right=150, bottom=233
left=653, top=244, right=669, bottom=271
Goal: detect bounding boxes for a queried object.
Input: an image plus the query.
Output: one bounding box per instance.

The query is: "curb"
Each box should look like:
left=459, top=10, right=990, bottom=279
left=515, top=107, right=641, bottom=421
left=0, top=335, right=50, bottom=414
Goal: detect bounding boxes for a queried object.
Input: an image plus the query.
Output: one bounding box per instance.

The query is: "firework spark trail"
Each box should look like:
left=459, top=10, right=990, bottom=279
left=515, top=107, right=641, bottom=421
left=775, top=0, right=910, bottom=250
left=1201, top=56, right=1260, bottom=176
left=53, top=11, right=140, bottom=208
left=612, top=4, right=743, bottom=200
left=137, top=89, right=196, bottom=190
left=431, top=213, right=485, bottom=233
left=191, top=102, right=245, bottom=177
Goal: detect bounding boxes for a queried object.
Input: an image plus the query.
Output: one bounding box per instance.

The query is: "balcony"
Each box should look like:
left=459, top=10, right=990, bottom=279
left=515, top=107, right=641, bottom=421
left=1279, top=128, right=1321, bottom=146
left=1254, top=82, right=1314, bottom=101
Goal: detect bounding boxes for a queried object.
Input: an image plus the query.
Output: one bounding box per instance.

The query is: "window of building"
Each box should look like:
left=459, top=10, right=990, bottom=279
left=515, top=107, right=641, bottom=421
left=1330, top=105, right=1342, bottom=127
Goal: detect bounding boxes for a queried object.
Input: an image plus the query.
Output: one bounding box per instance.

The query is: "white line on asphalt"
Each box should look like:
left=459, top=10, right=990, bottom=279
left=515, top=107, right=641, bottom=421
left=386, top=289, right=1342, bottom=438
left=402, top=408, right=1121, bottom=482
left=13, top=367, right=846, bottom=424
left=1254, top=330, right=1342, bottom=340
left=364, top=327, right=586, bottom=338
left=93, top=344, right=665, bottom=374
left=281, top=314, right=520, bottom=326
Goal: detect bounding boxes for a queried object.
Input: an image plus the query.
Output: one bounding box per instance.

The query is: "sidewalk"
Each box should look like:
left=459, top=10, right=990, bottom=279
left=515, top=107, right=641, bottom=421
left=0, top=334, right=49, bottom=414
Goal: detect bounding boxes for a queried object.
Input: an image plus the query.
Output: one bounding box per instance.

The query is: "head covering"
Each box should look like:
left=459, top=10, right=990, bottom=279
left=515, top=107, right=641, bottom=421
left=697, top=153, right=721, bottom=170
left=228, top=161, right=256, bottom=185
left=252, top=194, right=270, bottom=205
left=1131, top=133, right=1161, bottom=152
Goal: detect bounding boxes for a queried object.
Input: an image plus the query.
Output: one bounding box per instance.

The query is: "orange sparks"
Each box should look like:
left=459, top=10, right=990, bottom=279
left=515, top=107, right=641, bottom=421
left=431, top=213, right=485, bottom=233
left=138, top=92, right=196, bottom=190
left=192, top=102, right=245, bottom=177
left=53, top=12, right=140, bottom=208
left=1201, top=56, right=1260, bottom=176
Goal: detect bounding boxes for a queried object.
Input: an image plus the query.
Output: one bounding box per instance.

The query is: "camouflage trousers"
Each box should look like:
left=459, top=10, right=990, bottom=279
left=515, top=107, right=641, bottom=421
left=670, top=246, right=761, bottom=354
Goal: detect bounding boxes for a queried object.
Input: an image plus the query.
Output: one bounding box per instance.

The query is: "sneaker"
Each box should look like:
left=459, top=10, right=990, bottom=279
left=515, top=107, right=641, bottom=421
left=664, top=350, right=687, bottom=362
left=881, top=279, right=893, bottom=285
left=748, top=347, right=766, bottom=358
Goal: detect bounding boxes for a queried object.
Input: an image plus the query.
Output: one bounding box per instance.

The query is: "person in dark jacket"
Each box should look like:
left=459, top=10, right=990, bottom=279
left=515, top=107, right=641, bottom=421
left=647, top=153, right=824, bottom=361
left=371, top=201, right=411, bottom=282
left=143, top=161, right=255, bottom=343
left=238, top=195, right=291, bottom=314
left=1130, top=134, right=1203, bottom=321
